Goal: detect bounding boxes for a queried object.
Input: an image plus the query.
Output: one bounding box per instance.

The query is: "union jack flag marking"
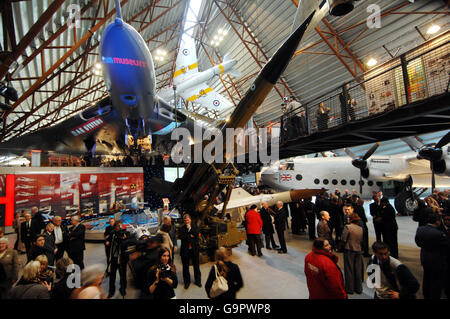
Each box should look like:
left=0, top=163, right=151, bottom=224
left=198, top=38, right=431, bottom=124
left=280, top=174, right=292, bottom=182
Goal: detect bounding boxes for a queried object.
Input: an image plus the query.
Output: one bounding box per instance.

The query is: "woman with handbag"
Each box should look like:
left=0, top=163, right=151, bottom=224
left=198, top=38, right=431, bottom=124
left=205, top=247, right=243, bottom=299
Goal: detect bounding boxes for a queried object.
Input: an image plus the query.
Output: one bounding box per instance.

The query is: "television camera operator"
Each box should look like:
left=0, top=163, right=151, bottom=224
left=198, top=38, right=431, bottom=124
left=106, top=221, right=132, bottom=299
left=127, top=233, right=163, bottom=299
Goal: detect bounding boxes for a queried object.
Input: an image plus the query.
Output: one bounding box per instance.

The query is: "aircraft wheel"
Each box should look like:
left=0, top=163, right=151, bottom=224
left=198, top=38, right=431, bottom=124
left=394, top=191, right=419, bottom=216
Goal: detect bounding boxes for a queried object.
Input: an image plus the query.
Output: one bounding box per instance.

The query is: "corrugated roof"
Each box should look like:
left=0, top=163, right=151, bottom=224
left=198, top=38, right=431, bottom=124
left=1, top=0, right=449, bottom=156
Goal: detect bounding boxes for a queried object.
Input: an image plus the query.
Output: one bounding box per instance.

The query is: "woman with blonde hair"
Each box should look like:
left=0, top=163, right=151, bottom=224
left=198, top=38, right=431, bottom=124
left=35, top=254, right=54, bottom=284
left=205, top=247, right=243, bottom=299
left=8, top=261, right=51, bottom=299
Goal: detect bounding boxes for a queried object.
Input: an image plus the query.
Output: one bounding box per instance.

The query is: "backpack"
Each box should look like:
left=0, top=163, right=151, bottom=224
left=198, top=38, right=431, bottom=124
left=209, top=264, right=228, bottom=298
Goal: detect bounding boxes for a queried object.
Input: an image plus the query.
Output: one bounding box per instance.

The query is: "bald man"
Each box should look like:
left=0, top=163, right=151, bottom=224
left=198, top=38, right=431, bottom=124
left=67, top=216, right=86, bottom=270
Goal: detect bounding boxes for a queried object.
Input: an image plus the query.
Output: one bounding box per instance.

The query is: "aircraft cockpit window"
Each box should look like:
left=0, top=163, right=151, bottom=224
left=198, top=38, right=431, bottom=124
left=286, top=162, right=294, bottom=170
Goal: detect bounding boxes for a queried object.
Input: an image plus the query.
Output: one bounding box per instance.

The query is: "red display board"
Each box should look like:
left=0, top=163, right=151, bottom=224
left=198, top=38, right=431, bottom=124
left=0, top=167, right=143, bottom=227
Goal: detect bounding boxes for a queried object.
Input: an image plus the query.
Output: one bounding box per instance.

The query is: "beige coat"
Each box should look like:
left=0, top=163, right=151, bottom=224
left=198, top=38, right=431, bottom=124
left=342, top=223, right=363, bottom=252
left=0, top=248, right=20, bottom=283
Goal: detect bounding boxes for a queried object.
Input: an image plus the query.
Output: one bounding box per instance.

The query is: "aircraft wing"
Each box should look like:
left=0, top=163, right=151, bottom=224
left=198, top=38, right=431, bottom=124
left=0, top=97, right=127, bottom=157
left=180, top=82, right=234, bottom=111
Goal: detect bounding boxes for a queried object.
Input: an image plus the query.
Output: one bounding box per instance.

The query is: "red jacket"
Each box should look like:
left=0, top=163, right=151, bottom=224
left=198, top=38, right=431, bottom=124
left=245, top=209, right=263, bottom=235
left=304, top=248, right=347, bottom=299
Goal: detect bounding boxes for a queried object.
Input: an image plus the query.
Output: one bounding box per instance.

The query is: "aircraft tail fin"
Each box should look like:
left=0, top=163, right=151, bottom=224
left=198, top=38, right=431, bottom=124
left=174, top=36, right=199, bottom=87
left=114, top=0, right=122, bottom=20
left=290, top=0, right=327, bottom=37
left=223, top=53, right=231, bottom=62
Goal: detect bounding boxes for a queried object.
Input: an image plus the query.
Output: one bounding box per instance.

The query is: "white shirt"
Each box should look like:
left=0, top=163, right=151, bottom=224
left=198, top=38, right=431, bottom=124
left=54, top=226, right=63, bottom=244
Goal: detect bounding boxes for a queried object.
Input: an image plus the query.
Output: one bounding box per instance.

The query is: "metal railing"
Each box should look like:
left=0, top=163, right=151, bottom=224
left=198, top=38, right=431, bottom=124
left=275, top=31, right=450, bottom=139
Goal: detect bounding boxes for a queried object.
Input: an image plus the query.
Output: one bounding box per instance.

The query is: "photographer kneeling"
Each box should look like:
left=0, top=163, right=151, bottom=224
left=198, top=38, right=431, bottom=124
left=147, top=247, right=178, bottom=299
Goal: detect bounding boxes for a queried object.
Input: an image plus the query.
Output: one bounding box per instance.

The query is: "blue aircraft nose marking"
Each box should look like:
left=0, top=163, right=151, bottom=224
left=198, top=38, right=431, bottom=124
left=121, top=94, right=138, bottom=107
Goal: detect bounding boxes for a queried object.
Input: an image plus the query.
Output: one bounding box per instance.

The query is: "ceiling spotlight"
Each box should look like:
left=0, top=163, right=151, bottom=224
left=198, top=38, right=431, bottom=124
left=95, top=62, right=102, bottom=69
left=223, top=30, right=228, bottom=36
left=427, top=24, right=440, bottom=35
left=218, top=29, right=223, bottom=34
left=367, top=58, right=377, bottom=67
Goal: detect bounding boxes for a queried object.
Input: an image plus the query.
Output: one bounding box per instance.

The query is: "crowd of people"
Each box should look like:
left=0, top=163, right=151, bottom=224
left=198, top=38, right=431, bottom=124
left=1, top=187, right=449, bottom=299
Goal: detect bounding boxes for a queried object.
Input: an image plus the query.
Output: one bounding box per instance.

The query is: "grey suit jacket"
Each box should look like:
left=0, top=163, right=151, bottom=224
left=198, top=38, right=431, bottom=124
left=342, top=223, right=363, bottom=252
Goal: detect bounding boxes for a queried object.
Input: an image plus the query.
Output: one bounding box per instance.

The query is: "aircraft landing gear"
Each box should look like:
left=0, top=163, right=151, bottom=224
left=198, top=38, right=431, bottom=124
left=394, top=178, right=418, bottom=216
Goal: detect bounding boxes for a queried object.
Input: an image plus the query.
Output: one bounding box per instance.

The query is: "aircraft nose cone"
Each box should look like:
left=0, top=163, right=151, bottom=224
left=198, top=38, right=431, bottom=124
left=352, top=158, right=367, bottom=170
left=418, top=147, right=442, bottom=161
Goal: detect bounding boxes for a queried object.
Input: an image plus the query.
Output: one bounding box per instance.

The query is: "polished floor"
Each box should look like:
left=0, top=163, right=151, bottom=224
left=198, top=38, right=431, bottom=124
left=5, top=214, right=428, bottom=299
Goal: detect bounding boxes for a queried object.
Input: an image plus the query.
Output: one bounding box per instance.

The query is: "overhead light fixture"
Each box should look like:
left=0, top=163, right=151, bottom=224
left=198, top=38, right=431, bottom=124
left=154, top=48, right=167, bottom=62
left=367, top=58, right=377, bottom=67
left=211, top=27, right=228, bottom=47
left=427, top=24, right=440, bottom=35
left=95, top=62, right=102, bottom=69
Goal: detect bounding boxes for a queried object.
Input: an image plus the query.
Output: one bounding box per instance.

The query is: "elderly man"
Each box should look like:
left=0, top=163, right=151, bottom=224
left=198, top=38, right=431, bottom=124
left=43, top=223, right=57, bottom=266
left=67, top=215, right=86, bottom=270
left=20, top=212, right=38, bottom=261
left=317, top=211, right=332, bottom=243
left=52, top=216, right=68, bottom=261
left=274, top=201, right=288, bottom=254
left=0, top=237, right=20, bottom=299
left=30, top=206, right=45, bottom=236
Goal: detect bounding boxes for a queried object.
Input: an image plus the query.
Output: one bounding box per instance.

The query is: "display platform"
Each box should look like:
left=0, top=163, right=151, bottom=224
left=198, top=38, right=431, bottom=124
left=81, top=209, right=159, bottom=241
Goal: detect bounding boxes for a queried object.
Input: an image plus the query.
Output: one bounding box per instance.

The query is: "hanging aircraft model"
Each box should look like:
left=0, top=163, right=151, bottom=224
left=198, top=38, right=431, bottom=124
left=158, top=35, right=240, bottom=112
left=260, top=132, right=450, bottom=215
left=0, top=0, right=203, bottom=157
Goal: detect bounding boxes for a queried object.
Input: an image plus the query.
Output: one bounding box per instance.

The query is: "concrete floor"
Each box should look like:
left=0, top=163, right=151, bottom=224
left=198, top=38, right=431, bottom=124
left=5, top=215, right=429, bottom=299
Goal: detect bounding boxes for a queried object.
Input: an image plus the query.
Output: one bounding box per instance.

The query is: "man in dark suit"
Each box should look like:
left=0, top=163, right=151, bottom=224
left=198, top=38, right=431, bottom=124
left=30, top=206, right=45, bottom=236
left=20, top=212, right=38, bottom=261
left=304, top=197, right=316, bottom=240
left=43, top=223, right=57, bottom=266
left=274, top=201, right=288, bottom=254
left=379, top=197, right=399, bottom=258
left=67, top=215, right=86, bottom=270
left=260, top=202, right=279, bottom=250
left=104, top=218, right=116, bottom=265
left=52, top=216, right=68, bottom=261
left=179, top=213, right=201, bottom=289
left=369, top=192, right=383, bottom=242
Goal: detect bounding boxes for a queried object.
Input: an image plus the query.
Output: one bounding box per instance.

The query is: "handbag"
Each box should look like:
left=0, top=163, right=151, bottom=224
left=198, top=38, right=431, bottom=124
left=209, top=264, right=229, bottom=298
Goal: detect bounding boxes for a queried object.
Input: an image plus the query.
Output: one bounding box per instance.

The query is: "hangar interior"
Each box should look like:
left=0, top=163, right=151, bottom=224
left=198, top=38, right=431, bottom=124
left=0, top=0, right=449, bottom=300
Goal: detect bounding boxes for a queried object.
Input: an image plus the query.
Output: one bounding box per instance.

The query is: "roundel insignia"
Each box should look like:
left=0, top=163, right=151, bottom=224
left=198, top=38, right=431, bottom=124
left=213, top=100, right=220, bottom=107
left=182, top=49, right=189, bottom=56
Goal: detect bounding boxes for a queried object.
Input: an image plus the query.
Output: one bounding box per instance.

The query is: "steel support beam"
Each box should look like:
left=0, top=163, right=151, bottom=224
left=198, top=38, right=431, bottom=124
left=0, top=0, right=66, bottom=80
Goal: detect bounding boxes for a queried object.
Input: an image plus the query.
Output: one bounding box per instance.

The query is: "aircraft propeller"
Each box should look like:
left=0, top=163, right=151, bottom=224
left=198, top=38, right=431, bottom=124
left=417, top=131, right=450, bottom=193
left=344, top=142, right=380, bottom=195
